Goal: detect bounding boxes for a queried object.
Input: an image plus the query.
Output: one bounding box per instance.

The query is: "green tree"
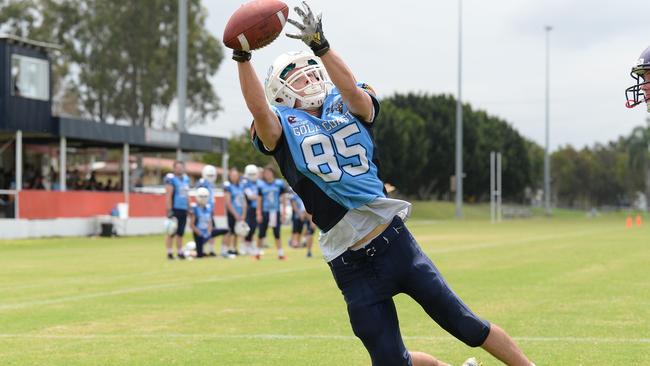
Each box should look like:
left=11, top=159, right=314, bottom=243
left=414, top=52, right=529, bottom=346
left=627, top=120, right=650, bottom=200
left=381, top=93, right=536, bottom=201
left=374, top=101, right=431, bottom=198
left=0, top=0, right=223, bottom=127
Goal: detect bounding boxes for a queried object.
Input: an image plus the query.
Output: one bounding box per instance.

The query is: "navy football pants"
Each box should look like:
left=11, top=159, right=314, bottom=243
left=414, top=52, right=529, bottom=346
left=328, top=216, right=490, bottom=366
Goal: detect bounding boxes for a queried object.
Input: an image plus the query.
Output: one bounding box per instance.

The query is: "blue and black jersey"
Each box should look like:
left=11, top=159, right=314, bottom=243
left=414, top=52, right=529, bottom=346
left=252, top=82, right=384, bottom=232
left=191, top=203, right=213, bottom=238
left=290, top=193, right=306, bottom=219
left=257, top=179, right=287, bottom=212
left=224, top=180, right=246, bottom=216
left=242, top=178, right=259, bottom=209
left=164, top=173, right=190, bottom=210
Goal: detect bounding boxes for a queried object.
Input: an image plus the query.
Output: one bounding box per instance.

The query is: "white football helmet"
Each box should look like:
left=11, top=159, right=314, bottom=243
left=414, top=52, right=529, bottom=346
left=164, top=217, right=178, bottom=236
left=185, top=241, right=197, bottom=252
left=265, top=51, right=330, bottom=109
left=244, top=164, right=259, bottom=181
left=234, top=221, right=251, bottom=237
left=196, top=187, right=210, bottom=206
left=201, top=165, right=217, bottom=183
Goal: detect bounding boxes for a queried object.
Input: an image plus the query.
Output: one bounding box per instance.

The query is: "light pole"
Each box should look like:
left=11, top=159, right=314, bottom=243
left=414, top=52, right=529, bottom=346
left=177, top=0, right=188, bottom=161
left=544, top=25, right=552, bottom=215
left=455, top=0, right=463, bottom=219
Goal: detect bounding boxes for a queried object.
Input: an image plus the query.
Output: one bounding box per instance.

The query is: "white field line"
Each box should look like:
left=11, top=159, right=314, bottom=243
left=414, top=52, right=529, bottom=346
left=423, top=227, right=618, bottom=255
left=0, top=267, right=314, bottom=311
left=0, top=270, right=171, bottom=292
left=0, top=226, right=617, bottom=311
left=0, top=333, right=647, bottom=344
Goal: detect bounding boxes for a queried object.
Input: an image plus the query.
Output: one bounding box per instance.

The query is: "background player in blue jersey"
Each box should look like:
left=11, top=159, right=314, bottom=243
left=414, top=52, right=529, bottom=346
left=196, top=165, right=218, bottom=256
left=255, top=166, right=287, bottom=260
left=188, top=187, right=228, bottom=258
left=288, top=189, right=316, bottom=257
left=242, top=164, right=260, bottom=255
left=288, top=189, right=305, bottom=248
left=223, top=168, right=247, bottom=257
left=164, top=161, right=190, bottom=260
left=233, top=2, right=535, bottom=365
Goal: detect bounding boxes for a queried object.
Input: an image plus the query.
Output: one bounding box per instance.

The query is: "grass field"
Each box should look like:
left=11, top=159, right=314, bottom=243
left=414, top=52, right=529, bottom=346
left=1, top=204, right=649, bottom=365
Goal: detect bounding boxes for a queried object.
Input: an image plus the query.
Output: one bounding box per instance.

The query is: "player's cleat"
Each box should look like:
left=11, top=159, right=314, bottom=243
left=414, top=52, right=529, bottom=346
left=306, top=251, right=312, bottom=258
left=254, top=254, right=261, bottom=260
left=278, top=255, right=287, bottom=260
left=167, top=253, right=174, bottom=260
left=461, top=357, right=481, bottom=366
left=177, top=252, right=186, bottom=260
left=208, top=252, right=217, bottom=257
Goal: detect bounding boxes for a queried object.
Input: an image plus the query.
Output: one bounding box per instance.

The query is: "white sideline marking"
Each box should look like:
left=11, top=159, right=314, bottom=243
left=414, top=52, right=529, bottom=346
left=0, top=333, right=647, bottom=344
left=0, top=225, right=618, bottom=311
left=423, top=227, right=618, bottom=255
left=0, top=267, right=313, bottom=311
left=0, top=270, right=170, bottom=292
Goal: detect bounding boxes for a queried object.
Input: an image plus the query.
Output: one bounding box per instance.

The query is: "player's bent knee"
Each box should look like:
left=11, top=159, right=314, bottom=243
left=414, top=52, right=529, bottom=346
left=349, top=314, right=410, bottom=365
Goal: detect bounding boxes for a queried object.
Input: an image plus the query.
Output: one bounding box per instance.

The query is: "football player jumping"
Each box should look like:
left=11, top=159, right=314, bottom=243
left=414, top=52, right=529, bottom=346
left=625, top=46, right=650, bottom=112
left=233, top=2, right=535, bottom=365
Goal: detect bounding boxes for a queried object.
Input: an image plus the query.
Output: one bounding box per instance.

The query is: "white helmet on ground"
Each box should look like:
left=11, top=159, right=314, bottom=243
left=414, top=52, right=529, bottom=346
left=196, top=187, right=210, bottom=206
left=244, top=164, right=259, bottom=180
left=265, top=51, right=330, bottom=109
left=202, top=165, right=217, bottom=183
left=234, top=221, right=251, bottom=237
left=185, top=241, right=196, bottom=251
left=164, top=216, right=178, bottom=236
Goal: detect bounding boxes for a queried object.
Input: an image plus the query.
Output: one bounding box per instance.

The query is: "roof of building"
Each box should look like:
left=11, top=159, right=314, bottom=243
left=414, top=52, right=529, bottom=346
left=0, top=34, right=62, bottom=52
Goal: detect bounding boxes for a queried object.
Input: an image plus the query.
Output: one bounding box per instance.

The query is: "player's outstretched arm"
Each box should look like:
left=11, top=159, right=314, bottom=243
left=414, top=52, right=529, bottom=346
left=286, top=1, right=373, bottom=122
left=234, top=52, right=282, bottom=150
left=319, top=50, right=373, bottom=122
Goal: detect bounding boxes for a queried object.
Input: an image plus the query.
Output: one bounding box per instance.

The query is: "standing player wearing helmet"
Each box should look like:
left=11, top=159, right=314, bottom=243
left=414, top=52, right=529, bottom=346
left=164, top=161, right=190, bottom=260
left=223, top=167, right=247, bottom=257
left=288, top=190, right=316, bottom=257
left=242, top=164, right=261, bottom=255
left=188, top=187, right=229, bottom=258
left=625, top=46, right=650, bottom=112
left=197, top=165, right=219, bottom=256
left=255, top=166, right=288, bottom=260
left=232, top=2, right=535, bottom=365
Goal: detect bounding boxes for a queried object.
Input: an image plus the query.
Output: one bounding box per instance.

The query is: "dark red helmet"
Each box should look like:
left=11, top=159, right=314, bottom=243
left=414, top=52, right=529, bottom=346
left=625, top=46, right=650, bottom=110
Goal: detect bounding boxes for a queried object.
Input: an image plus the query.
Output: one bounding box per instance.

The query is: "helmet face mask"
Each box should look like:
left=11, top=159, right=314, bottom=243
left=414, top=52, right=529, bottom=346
left=244, top=164, right=259, bottom=180
left=201, top=165, right=217, bottom=183
left=625, top=46, right=650, bottom=112
left=196, top=187, right=210, bottom=206
left=265, top=51, right=331, bottom=109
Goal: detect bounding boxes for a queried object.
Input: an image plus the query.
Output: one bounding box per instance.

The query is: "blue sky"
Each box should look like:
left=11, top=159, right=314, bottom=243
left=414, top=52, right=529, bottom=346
left=190, top=0, right=650, bottom=150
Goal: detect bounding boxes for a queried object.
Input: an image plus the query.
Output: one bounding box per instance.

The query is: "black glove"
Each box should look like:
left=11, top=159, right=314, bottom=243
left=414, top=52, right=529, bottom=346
left=232, top=49, right=252, bottom=63
left=167, top=209, right=174, bottom=218
left=286, top=1, right=330, bottom=57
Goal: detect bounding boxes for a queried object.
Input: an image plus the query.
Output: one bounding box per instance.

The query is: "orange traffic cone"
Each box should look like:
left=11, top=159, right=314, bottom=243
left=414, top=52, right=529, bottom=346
left=626, top=216, right=633, bottom=229
left=636, top=215, right=643, bottom=227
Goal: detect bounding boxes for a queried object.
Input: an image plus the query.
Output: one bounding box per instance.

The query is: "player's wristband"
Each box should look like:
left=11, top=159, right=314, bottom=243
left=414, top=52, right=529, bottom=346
left=232, top=49, right=252, bottom=63
left=309, top=38, right=329, bottom=57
